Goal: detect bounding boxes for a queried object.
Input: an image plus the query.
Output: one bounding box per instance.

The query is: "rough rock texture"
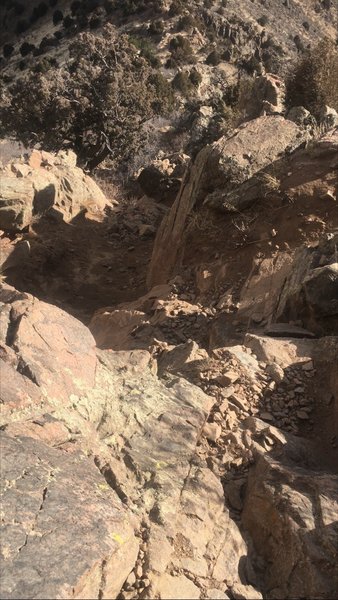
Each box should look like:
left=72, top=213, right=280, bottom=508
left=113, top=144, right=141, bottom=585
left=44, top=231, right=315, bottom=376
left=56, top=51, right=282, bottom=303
left=137, top=154, right=190, bottom=203
left=1, top=108, right=337, bottom=600
left=242, top=422, right=338, bottom=599
left=0, top=177, right=35, bottom=231
left=0, top=433, right=139, bottom=600
left=275, top=233, right=338, bottom=334
left=0, top=149, right=107, bottom=231
left=148, top=116, right=304, bottom=288
left=246, top=73, right=285, bottom=118
left=0, top=285, right=97, bottom=423
left=0, top=237, right=30, bottom=273
left=0, top=283, right=259, bottom=599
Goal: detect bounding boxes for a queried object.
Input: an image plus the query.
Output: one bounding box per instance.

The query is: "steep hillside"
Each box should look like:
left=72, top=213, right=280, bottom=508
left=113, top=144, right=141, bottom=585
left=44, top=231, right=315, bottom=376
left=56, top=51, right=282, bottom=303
left=1, top=0, right=337, bottom=77
left=1, top=0, right=337, bottom=172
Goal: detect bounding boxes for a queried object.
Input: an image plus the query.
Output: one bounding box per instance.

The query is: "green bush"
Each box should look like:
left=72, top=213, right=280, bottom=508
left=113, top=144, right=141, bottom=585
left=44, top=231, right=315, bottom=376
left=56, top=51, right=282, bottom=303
left=257, top=15, right=269, bottom=26
left=189, top=68, right=202, bottom=87
left=169, top=0, right=184, bottom=16
left=172, top=71, right=193, bottom=96
left=285, top=38, right=338, bottom=118
left=33, top=56, right=59, bottom=73
left=148, top=72, right=175, bottom=112
left=149, top=20, right=164, bottom=35
left=169, top=35, right=194, bottom=64
left=177, top=14, right=197, bottom=32
left=129, top=36, right=160, bottom=67
left=206, top=49, right=221, bottom=65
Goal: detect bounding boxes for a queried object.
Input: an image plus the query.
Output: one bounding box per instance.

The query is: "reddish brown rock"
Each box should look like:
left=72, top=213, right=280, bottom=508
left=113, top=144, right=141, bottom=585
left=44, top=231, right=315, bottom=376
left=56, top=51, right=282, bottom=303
left=0, top=283, right=97, bottom=413
left=148, top=116, right=304, bottom=288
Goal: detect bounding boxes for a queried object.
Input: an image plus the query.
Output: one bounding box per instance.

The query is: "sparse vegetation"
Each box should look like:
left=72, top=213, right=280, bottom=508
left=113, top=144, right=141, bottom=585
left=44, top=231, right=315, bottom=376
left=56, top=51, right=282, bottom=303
left=177, top=14, right=197, bottom=32
left=19, top=42, right=35, bottom=57
left=258, top=172, right=281, bottom=197
left=129, top=36, right=160, bottom=67
left=148, top=19, right=164, bottom=35
left=189, top=68, right=202, bottom=87
left=0, top=25, right=173, bottom=170
left=257, top=15, right=269, bottom=26
left=169, top=0, right=184, bottom=16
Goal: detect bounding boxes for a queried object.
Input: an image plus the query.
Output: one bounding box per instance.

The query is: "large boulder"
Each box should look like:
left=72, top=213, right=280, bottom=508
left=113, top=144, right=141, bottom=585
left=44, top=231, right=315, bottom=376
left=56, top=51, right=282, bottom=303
left=0, top=237, right=31, bottom=273
left=147, top=116, right=304, bottom=288
left=0, top=283, right=97, bottom=422
left=202, top=116, right=303, bottom=212
left=242, top=431, right=338, bottom=599
left=275, top=233, right=338, bottom=334
left=0, top=149, right=107, bottom=231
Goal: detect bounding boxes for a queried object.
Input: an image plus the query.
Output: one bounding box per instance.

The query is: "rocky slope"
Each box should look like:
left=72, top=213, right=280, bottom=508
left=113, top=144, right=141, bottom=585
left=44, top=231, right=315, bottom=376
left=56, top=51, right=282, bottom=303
left=1, top=110, right=338, bottom=600
left=0, top=4, right=338, bottom=595
left=2, top=0, right=337, bottom=78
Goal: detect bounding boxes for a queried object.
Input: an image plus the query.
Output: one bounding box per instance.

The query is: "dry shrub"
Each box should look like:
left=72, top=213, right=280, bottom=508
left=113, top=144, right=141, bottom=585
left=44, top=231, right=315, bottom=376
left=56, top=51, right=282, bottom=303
left=285, top=38, right=338, bottom=118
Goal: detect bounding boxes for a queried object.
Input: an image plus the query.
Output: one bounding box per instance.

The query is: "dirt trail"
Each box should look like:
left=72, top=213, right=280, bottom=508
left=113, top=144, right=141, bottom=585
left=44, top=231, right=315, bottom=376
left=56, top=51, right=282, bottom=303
left=4, top=205, right=155, bottom=323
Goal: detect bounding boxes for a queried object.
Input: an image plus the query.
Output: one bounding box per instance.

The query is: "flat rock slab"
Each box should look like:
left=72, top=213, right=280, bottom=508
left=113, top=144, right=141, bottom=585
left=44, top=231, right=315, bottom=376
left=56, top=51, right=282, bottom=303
left=264, top=323, right=315, bottom=338
left=244, top=333, right=314, bottom=368
left=0, top=432, right=139, bottom=600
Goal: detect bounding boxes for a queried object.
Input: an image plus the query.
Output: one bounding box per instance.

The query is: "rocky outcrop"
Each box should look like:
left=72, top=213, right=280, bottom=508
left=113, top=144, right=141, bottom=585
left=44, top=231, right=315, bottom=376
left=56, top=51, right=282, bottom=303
left=137, top=154, right=189, bottom=202
left=0, top=283, right=260, bottom=599
left=147, top=116, right=304, bottom=288
left=246, top=73, right=285, bottom=118
left=2, top=271, right=338, bottom=599
left=0, top=177, right=35, bottom=231
left=0, top=108, right=337, bottom=600
left=0, top=149, right=107, bottom=231
left=275, top=233, right=338, bottom=335
left=241, top=420, right=338, bottom=599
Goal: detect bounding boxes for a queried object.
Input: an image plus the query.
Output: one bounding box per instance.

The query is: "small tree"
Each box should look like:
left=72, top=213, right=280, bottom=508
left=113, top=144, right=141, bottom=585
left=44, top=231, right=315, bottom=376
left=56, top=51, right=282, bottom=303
left=3, top=44, right=14, bottom=58
left=206, top=49, right=221, bottom=65
left=172, top=71, right=192, bottom=96
left=52, top=9, right=63, bottom=24
left=0, top=25, right=172, bottom=170
left=169, top=35, right=195, bottom=64
left=285, top=38, right=338, bottom=118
